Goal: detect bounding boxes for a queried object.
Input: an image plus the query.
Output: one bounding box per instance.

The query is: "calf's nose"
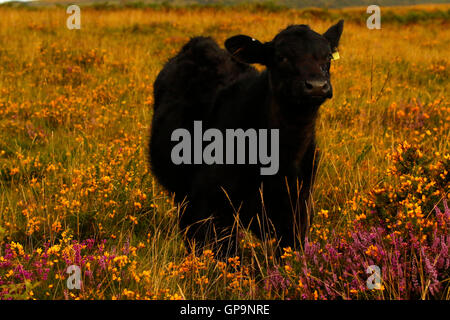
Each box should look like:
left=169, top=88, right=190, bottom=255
left=304, top=80, right=330, bottom=97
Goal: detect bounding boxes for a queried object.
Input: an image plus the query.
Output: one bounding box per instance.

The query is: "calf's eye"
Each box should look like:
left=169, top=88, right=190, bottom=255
left=321, top=64, right=330, bottom=73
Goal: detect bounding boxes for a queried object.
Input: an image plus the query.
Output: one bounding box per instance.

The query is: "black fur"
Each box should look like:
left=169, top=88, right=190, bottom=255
left=149, top=21, right=344, bottom=256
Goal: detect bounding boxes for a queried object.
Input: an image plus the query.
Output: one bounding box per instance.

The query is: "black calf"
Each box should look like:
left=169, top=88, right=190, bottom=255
left=149, top=21, right=344, bottom=256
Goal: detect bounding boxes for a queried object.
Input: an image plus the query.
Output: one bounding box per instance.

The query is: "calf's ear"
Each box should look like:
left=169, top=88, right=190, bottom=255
left=323, top=20, right=344, bottom=51
left=225, top=35, right=268, bottom=65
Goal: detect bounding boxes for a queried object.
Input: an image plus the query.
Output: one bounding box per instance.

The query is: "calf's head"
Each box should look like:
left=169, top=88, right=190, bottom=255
left=225, top=20, right=343, bottom=113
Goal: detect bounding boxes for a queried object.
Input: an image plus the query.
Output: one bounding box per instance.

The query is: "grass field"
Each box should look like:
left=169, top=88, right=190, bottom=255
left=0, top=4, right=449, bottom=300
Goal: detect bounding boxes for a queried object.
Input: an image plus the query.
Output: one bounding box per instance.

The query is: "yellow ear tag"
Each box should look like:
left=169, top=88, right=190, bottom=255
left=332, top=51, right=340, bottom=61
